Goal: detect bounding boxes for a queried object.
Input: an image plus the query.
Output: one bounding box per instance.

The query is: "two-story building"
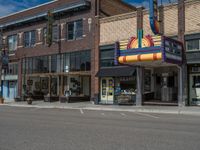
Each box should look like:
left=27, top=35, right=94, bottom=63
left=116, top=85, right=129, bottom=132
left=0, top=0, right=135, bottom=102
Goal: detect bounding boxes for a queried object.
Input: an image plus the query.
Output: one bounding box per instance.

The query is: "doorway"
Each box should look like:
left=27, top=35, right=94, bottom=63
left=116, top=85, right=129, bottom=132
left=189, top=74, right=200, bottom=105
left=100, top=78, right=114, bottom=104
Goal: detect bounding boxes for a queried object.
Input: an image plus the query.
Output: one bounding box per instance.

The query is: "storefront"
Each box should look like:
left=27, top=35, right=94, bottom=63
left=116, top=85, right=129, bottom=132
left=22, top=50, right=91, bottom=102
left=97, top=66, right=136, bottom=105
left=188, top=65, right=200, bottom=106
left=115, top=35, right=184, bottom=106
left=1, top=63, right=18, bottom=101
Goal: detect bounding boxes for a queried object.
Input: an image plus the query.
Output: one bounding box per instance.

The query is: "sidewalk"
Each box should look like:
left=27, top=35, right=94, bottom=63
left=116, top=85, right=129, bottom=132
left=1, top=100, right=200, bottom=116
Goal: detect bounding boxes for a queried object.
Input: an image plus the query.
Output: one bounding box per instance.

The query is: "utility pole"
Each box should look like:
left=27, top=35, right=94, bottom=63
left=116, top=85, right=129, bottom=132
left=178, top=0, right=186, bottom=106
left=0, top=27, right=3, bottom=100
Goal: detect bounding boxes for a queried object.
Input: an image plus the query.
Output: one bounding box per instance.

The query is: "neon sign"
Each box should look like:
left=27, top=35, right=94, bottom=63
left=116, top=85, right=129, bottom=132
left=149, top=0, right=160, bottom=35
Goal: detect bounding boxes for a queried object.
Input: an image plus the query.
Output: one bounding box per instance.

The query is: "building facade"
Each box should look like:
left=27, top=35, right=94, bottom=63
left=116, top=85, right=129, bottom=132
left=0, top=0, right=135, bottom=102
left=98, top=0, right=200, bottom=106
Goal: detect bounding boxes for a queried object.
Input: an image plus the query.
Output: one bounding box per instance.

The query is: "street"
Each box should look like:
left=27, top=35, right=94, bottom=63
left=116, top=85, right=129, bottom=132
left=0, top=106, right=200, bottom=150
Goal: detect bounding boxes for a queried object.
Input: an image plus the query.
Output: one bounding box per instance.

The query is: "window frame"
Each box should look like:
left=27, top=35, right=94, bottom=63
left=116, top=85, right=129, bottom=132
left=7, top=34, right=18, bottom=53
left=24, top=30, right=36, bottom=48
left=186, top=39, right=200, bottom=52
left=67, top=19, right=83, bottom=41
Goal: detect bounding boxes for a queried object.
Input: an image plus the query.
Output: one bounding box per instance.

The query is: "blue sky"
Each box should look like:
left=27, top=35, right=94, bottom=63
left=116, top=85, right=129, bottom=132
left=0, top=0, right=177, bottom=17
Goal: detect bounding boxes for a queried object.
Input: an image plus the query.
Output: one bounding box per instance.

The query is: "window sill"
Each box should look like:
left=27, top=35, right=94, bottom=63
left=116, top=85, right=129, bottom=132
left=186, top=50, right=200, bottom=53
left=67, top=37, right=83, bottom=42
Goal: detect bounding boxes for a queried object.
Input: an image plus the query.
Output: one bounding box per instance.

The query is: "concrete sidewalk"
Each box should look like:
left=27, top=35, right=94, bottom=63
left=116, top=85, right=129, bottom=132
left=1, top=100, right=200, bottom=116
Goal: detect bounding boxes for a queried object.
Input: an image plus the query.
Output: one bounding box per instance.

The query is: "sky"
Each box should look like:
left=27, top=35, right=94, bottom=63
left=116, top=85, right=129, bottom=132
left=0, top=0, right=177, bottom=17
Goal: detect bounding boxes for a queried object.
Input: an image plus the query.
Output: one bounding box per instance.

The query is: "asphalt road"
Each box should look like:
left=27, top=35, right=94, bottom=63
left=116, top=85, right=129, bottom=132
left=0, top=106, right=200, bottom=150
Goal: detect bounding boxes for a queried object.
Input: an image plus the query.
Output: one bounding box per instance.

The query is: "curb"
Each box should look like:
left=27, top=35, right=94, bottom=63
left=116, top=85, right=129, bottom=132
left=1, top=104, right=200, bottom=116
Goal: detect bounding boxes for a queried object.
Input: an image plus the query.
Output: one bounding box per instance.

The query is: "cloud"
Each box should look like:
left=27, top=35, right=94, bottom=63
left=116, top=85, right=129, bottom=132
left=0, top=0, right=52, bottom=17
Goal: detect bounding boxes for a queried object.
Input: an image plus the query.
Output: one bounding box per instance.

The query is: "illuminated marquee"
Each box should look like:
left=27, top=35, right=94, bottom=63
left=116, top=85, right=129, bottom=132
left=115, top=36, right=183, bottom=65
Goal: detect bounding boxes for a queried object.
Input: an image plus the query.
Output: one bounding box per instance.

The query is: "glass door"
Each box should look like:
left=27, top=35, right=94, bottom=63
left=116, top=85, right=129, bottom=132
left=101, top=78, right=114, bottom=104
left=190, top=74, right=200, bottom=105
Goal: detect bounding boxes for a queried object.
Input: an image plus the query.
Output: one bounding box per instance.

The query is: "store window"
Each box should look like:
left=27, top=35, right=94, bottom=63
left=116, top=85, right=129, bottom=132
left=51, top=55, right=57, bottom=73
left=23, top=56, right=49, bottom=74
left=8, top=35, right=18, bottom=52
left=115, top=77, right=136, bottom=104
left=186, top=39, right=200, bottom=51
left=100, top=48, right=115, bottom=67
left=24, top=30, right=36, bottom=47
left=63, top=53, right=70, bottom=72
left=69, top=50, right=91, bottom=72
left=192, top=76, right=200, bottom=88
left=144, top=70, right=151, bottom=92
left=67, top=19, right=83, bottom=40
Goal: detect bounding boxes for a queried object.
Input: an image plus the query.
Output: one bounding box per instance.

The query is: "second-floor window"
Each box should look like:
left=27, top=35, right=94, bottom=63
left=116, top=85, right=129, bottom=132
left=67, top=20, right=83, bottom=40
left=24, top=30, right=36, bottom=48
left=100, top=48, right=115, bottom=67
left=53, top=25, right=58, bottom=41
left=43, top=28, right=47, bottom=45
left=5, top=63, right=18, bottom=75
left=8, top=35, right=17, bottom=52
left=186, top=39, right=200, bottom=51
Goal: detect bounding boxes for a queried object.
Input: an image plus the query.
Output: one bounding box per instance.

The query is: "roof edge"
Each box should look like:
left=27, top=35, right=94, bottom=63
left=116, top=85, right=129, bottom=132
left=0, top=0, right=58, bottom=20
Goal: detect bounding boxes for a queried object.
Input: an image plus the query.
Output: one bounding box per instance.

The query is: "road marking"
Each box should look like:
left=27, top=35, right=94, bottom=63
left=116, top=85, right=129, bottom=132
left=135, top=112, right=159, bottom=119
left=120, top=113, right=126, bottom=117
left=80, top=109, right=84, bottom=114
left=30, top=108, right=41, bottom=111
left=101, top=113, right=105, bottom=116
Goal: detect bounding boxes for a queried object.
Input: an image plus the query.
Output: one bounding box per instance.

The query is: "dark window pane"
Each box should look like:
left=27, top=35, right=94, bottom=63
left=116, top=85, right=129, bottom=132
left=67, top=23, right=74, bottom=40
left=43, top=28, right=47, bottom=45
left=75, top=20, right=83, bottom=39
left=100, top=49, right=114, bottom=59
left=186, top=40, right=200, bottom=51
left=30, top=31, right=36, bottom=47
left=51, top=55, right=57, bottom=73
left=75, top=52, right=80, bottom=71
left=63, top=53, right=70, bottom=72
left=100, top=59, right=114, bottom=67
left=53, top=25, right=58, bottom=41
left=24, top=32, right=29, bottom=47
left=85, top=51, right=91, bottom=71
left=8, top=35, right=17, bottom=52
left=24, top=31, right=36, bottom=47
left=70, top=53, right=76, bottom=71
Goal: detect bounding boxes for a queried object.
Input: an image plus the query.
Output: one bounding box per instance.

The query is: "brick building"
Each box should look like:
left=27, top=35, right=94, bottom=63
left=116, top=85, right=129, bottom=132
left=98, top=0, right=200, bottom=106
left=0, top=0, right=135, bottom=102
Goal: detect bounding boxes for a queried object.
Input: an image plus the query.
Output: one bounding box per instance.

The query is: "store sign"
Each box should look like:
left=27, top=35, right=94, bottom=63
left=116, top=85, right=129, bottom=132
left=149, top=0, right=160, bottom=35
left=163, top=37, right=183, bottom=64
left=120, top=77, right=135, bottom=81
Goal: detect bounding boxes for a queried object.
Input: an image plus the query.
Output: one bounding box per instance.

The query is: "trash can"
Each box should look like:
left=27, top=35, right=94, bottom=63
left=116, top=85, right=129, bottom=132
left=93, top=94, right=99, bottom=105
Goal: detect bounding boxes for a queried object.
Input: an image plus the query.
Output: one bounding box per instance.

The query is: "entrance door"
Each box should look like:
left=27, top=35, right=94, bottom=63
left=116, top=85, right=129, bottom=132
left=9, top=81, right=17, bottom=100
left=2, top=81, right=8, bottom=100
left=101, top=78, right=114, bottom=104
left=190, top=74, right=200, bottom=105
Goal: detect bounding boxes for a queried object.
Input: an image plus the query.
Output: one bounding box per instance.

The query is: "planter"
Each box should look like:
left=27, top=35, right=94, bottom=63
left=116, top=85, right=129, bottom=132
left=27, top=97, right=32, bottom=105
left=0, top=97, right=4, bottom=104
left=14, top=97, right=21, bottom=102
left=44, top=96, right=59, bottom=102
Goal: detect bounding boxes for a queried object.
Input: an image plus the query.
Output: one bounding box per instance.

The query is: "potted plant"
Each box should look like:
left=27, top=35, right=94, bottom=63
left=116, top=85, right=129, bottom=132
left=26, top=97, right=32, bottom=105
left=26, top=93, right=33, bottom=105
left=0, top=96, right=4, bottom=104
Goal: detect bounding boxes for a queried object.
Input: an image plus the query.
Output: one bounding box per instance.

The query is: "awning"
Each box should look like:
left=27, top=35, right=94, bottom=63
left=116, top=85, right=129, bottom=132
left=96, top=66, right=136, bottom=77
